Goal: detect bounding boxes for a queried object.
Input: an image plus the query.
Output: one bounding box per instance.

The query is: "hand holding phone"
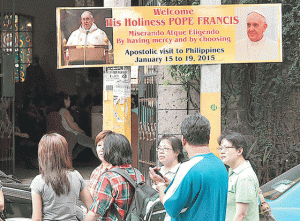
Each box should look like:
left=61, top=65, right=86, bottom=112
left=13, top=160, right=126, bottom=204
left=149, top=167, right=165, bottom=184
left=154, top=169, right=164, bottom=178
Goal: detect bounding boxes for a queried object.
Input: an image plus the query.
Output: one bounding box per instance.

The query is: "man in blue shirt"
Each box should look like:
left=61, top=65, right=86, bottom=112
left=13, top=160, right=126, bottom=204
left=150, top=113, right=228, bottom=220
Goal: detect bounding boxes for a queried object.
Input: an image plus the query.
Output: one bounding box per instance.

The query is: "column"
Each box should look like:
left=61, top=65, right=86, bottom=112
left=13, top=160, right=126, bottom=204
left=200, top=0, right=221, bottom=156
left=103, top=0, right=132, bottom=141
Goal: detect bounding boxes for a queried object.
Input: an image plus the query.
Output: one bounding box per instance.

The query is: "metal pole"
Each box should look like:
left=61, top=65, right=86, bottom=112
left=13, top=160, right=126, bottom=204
left=200, top=0, right=221, bottom=156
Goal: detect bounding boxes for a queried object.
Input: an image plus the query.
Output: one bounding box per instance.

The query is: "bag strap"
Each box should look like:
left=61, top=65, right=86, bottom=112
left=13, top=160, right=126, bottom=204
left=111, top=203, right=123, bottom=221
left=107, top=167, right=143, bottom=221
left=109, top=167, right=143, bottom=188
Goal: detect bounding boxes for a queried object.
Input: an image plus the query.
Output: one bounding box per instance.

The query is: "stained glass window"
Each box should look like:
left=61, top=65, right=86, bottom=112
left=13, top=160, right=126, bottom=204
left=1, top=14, right=33, bottom=82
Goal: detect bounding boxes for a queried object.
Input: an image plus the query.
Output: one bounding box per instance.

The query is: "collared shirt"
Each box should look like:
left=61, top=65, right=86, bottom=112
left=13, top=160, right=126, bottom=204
left=226, top=160, right=259, bottom=221
left=160, top=163, right=181, bottom=181
left=152, top=163, right=181, bottom=190
left=89, top=164, right=110, bottom=198
left=160, top=164, right=181, bottom=221
left=90, top=164, right=145, bottom=221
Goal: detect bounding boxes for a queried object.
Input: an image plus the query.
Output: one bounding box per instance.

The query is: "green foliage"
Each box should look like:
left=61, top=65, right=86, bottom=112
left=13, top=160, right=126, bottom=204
left=163, top=0, right=300, bottom=184
left=163, top=80, right=173, bottom=86
left=167, top=65, right=201, bottom=108
left=160, top=0, right=201, bottom=109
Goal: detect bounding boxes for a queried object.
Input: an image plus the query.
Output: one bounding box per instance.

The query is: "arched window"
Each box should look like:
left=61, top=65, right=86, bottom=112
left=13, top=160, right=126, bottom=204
left=1, top=14, right=33, bottom=82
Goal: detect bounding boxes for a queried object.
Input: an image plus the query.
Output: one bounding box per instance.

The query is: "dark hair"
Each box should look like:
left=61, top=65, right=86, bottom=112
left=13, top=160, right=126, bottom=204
left=57, top=92, right=69, bottom=109
left=83, top=94, right=93, bottom=107
left=180, top=113, right=211, bottom=146
left=32, top=55, right=39, bottom=64
left=22, top=97, right=33, bottom=111
left=38, top=133, right=73, bottom=196
left=70, top=95, right=79, bottom=107
left=103, top=133, right=133, bottom=166
left=95, top=130, right=113, bottom=146
left=218, top=132, right=248, bottom=159
left=159, top=135, right=185, bottom=163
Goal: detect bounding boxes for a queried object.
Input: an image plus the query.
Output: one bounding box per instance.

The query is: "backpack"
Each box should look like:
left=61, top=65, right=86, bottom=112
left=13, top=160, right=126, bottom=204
left=108, top=167, right=166, bottom=221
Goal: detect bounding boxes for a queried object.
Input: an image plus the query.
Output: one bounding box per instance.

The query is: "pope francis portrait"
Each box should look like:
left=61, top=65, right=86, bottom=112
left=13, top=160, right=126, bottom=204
left=65, top=10, right=113, bottom=65
left=235, top=10, right=279, bottom=61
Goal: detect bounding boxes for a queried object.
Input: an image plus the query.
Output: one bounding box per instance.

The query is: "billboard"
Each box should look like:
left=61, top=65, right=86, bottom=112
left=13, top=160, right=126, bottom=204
left=56, top=4, right=282, bottom=68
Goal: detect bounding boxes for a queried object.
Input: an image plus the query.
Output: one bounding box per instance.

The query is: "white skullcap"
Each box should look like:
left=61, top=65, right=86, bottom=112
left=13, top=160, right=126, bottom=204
left=248, top=10, right=266, bottom=19
left=248, top=10, right=267, bottom=23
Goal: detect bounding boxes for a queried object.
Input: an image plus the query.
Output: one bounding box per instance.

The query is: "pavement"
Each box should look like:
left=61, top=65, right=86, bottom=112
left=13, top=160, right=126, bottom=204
left=14, top=149, right=100, bottom=185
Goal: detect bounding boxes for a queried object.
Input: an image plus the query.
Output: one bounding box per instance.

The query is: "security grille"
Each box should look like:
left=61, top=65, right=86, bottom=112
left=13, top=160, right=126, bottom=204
left=138, top=66, right=157, bottom=184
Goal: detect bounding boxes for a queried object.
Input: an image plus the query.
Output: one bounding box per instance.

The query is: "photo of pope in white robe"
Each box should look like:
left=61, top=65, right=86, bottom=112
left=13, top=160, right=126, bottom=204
left=235, top=9, right=280, bottom=62
left=67, top=12, right=112, bottom=51
left=63, top=10, right=113, bottom=65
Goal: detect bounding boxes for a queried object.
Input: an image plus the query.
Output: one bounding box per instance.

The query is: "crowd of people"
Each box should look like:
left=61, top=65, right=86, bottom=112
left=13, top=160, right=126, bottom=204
left=33, top=113, right=260, bottom=221
left=12, top=92, right=102, bottom=168
left=149, top=114, right=259, bottom=221
left=0, top=111, right=261, bottom=220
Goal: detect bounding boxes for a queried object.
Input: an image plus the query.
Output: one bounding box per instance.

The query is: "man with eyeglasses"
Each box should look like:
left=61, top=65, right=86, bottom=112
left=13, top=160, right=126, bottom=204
left=218, top=132, right=259, bottom=221
left=150, top=113, right=228, bottom=221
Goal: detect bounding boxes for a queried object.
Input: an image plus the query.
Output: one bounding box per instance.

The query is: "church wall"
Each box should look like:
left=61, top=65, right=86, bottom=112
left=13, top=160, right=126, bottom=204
left=15, top=0, right=77, bottom=95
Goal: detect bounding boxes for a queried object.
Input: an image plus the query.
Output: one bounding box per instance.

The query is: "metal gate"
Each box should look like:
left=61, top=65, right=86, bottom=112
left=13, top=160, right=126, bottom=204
left=0, top=0, right=16, bottom=174
left=138, top=66, right=157, bottom=184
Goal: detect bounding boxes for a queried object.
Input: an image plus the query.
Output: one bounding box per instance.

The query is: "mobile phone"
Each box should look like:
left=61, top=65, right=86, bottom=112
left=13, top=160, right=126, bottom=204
left=154, top=169, right=164, bottom=177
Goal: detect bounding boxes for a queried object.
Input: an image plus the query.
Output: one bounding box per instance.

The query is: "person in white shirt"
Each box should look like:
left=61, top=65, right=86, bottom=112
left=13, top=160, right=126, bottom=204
left=57, top=92, right=97, bottom=159
left=152, top=135, right=185, bottom=221
left=66, top=11, right=112, bottom=64
left=236, top=10, right=279, bottom=61
left=154, top=135, right=185, bottom=182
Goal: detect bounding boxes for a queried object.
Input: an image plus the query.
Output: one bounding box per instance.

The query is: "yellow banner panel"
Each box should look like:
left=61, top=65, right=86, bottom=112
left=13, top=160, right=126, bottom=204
left=57, top=4, right=282, bottom=68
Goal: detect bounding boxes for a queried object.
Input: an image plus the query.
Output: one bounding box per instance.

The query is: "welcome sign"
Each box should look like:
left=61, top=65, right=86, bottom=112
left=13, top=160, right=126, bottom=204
left=56, top=4, right=282, bottom=68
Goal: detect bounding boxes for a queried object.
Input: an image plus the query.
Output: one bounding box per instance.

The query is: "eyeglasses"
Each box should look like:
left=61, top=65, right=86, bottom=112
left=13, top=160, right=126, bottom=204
left=217, top=146, right=236, bottom=152
left=156, top=146, right=173, bottom=152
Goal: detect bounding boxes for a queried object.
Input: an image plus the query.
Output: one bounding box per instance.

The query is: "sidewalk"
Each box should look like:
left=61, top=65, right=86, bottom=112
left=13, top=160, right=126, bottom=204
left=15, top=150, right=100, bottom=185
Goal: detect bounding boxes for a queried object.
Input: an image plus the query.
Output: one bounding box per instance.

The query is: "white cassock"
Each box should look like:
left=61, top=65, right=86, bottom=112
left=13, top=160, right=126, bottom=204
left=235, top=35, right=279, bottom=61
left=67, top=23, right=112, bottom=51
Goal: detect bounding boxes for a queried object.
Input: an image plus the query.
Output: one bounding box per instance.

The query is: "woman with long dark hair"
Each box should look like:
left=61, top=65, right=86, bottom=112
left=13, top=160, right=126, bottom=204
left=30, top=133, right=93, bottom=221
